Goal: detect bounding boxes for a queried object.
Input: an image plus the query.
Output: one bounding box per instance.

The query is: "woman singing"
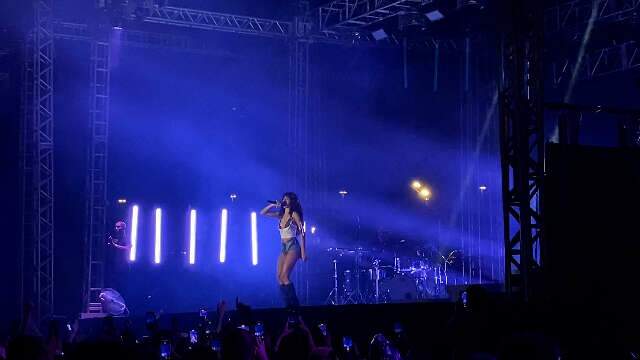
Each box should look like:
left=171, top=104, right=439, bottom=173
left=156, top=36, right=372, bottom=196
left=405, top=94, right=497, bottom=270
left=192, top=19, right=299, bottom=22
left=260, top=192, right=307, bottom=308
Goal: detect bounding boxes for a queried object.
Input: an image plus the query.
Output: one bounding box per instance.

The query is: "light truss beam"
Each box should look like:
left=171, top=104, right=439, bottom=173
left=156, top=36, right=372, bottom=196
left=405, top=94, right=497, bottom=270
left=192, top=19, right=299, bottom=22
left=144, top=6, right=292, bottom=38
left=552, top=41, right=640, bottom=85
left=317, top=0, right=422, bottom=31
left=52, top=19, right=412, bottom=50
left=545, top=0, right=640, bottom=33
left=53, top=21, right=238, bottom=56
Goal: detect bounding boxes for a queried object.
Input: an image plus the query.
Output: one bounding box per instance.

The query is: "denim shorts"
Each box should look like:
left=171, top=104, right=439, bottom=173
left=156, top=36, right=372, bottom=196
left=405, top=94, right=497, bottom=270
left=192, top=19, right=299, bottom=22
left=281, top=239, right=300, bottom=254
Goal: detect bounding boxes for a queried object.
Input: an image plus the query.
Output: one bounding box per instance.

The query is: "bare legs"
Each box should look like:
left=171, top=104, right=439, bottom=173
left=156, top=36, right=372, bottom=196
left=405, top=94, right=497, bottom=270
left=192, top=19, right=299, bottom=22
left=278, top=250, right=299, bottom=285
left=277, top=248, right=300, bottom=307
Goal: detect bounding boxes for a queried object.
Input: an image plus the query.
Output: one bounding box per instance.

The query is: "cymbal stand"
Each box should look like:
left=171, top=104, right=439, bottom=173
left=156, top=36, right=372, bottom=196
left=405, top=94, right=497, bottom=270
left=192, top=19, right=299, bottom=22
left=344, top=249, right=366, bottom=304
left=372, top=260, right=382, bottom=304
left=325, top=259, right=341, bottom=305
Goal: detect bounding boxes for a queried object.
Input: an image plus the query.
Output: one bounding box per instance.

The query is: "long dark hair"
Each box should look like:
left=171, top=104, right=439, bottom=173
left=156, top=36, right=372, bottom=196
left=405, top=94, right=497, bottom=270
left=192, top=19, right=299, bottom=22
left=280, top=192, right=304, bottom=223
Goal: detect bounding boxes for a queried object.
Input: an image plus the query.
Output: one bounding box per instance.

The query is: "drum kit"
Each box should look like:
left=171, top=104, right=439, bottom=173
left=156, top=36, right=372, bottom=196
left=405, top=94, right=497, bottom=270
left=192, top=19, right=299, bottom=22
left=324, top=246, right=460, bottom=305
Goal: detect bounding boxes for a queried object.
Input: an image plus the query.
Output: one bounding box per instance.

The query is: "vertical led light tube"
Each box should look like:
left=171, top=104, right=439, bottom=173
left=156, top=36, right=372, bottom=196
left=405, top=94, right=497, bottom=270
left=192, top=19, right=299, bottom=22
left=219, top=209, right=228, bottom=263
left=189, top=209, right=197, bottom=265
left=154, top=208, right=162, bottom=264
left=129, top=205, right=139, bottom=261
left=251, top=212, right=258, bottom=266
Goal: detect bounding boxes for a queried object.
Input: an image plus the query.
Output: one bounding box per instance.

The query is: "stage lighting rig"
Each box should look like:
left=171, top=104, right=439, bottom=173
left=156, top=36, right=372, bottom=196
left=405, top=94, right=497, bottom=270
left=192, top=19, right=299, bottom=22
left=419, top=188, right=432, bottom=201
left=410, top=179, right=432, bottom=201
left=96, top=0, right=157, bottom=27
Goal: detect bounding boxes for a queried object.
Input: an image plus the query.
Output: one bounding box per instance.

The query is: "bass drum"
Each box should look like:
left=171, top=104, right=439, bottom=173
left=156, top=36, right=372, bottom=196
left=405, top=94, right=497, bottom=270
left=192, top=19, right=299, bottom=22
left=379, top=275, right=417, bottom=303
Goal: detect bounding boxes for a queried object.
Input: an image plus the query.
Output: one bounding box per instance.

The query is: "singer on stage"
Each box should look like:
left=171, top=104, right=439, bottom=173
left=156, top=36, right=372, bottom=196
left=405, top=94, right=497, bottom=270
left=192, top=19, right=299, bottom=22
left=260, top=192, right=307, bottom=308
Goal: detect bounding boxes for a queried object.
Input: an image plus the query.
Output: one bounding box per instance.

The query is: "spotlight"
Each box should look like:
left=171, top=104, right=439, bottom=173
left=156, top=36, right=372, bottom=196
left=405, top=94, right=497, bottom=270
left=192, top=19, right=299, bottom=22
left=419, top=188, right=432, bottom=200
left=372, top=29, right=388, bottom=40
left=311, top=226, right=317, bottom=234
left=339, top=190, right=348, bottom=198
left=117, top=198, right=127, bottom=204
left=230, top=193, right=238, bottom=201
left=479, top=185, right=487, bottom=192
left=411, top=180, right=422, bottom=190
left=425, top=10, right=444, bottom=21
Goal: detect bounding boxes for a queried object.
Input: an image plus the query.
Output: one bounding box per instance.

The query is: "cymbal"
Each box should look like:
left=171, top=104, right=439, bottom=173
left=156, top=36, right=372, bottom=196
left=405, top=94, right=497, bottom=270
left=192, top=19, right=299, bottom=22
left=325, top=247, right=372, bottom=254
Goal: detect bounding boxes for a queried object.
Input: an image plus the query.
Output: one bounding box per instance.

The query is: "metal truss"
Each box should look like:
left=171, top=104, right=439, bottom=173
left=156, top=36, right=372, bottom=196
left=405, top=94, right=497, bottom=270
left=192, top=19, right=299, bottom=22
left=20, top=31, right=36, bottom=321
left=545, top=0, right=640, bottom=33
left=316, top=0, right=422, bottom=31
left=21, top=0, right=55, bottom=323
left=53, top=21, right=236, bottom=56
left=289, top=1, right=312, bottom=305
left=552, top=40, right=640, bottom=85
left=144, top=6, right=292, bottom=38
left=288, top=6, right=311, bottom=197
left=307, top=29, right=402, bottom=46
left=53, top=4, right=436, bottom=50
left=499, top=0, right=544, bottom=300
left=83, top=41, right=110, bottom=315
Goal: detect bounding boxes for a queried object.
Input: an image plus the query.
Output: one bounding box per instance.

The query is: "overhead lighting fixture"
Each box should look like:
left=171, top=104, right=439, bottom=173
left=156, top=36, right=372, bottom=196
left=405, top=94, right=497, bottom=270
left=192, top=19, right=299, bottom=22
left=372, top=29, right=388, bottom=40
left=425, top=10, right=444, bottom=21
left=419, top=188, right=432, bottom=200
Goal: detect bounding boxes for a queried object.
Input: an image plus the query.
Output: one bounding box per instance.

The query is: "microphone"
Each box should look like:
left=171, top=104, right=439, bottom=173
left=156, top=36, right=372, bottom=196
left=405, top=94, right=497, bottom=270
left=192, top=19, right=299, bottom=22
left=267, top=200, right=280, bottom=205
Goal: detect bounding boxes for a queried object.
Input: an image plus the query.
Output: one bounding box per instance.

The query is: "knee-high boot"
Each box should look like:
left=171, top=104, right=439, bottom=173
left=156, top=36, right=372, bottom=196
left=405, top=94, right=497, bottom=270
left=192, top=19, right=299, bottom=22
left=279, top=284, right=288, bottom=307
left=284, top=283, right=300, bottom=308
